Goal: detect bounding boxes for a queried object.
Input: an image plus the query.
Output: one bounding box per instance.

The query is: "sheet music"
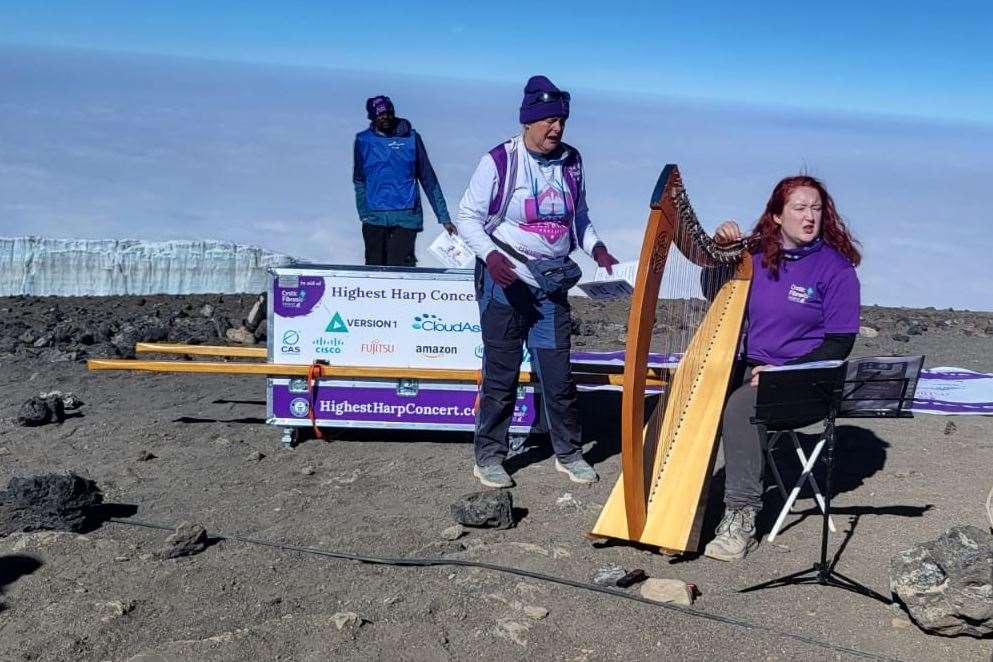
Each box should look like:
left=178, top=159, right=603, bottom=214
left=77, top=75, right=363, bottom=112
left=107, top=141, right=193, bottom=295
left=841, top=355, right=924, bottom=415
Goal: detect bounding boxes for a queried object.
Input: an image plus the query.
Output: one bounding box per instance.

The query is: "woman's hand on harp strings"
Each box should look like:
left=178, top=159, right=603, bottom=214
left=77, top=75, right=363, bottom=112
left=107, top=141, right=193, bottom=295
left=714, top=220, right=744, bottom=246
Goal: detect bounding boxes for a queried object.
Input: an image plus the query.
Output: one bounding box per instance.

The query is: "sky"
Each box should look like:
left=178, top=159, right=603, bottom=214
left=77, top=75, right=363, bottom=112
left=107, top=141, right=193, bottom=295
left=0, top=4, right=991, bottom=310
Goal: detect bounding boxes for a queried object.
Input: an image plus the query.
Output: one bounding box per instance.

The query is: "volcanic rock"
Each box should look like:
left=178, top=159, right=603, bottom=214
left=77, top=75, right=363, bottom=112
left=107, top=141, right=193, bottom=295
left=890, top=525, right=993, bottom=637
left=451, top=490, right=514, bottom=529
left=158, top=521, right=209, bottom=559
left=0, top=473, right=103, bottom=536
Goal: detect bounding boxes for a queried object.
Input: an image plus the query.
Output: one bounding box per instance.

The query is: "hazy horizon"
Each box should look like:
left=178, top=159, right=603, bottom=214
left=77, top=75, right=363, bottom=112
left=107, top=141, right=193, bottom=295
left=1, top=46, right=991, bottom=310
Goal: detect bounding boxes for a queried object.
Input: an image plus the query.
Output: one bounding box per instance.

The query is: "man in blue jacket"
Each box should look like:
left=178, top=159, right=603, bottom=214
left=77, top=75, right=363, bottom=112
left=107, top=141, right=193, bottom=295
left=353, top=95, right=454, bottom=267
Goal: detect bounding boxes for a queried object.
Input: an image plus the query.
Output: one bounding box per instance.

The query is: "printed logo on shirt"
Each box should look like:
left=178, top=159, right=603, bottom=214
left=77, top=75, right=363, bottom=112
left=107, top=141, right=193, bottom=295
left=387, top=140, right=404, bottom=150
left=787, top=284, right=816, bottom=304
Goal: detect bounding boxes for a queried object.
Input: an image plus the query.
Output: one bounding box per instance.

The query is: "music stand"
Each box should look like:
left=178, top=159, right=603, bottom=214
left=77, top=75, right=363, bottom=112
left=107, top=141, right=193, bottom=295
left=739, top=356, right=923, bottom=604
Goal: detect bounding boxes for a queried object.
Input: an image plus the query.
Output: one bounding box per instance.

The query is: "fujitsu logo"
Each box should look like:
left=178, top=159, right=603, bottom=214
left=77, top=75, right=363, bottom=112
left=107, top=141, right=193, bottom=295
left=360, top=340, right=395, bottom=354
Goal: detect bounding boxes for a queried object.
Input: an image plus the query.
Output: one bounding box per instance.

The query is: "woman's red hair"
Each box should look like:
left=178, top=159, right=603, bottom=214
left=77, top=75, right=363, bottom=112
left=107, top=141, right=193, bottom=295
left=752, top=175, right=861, bottom=278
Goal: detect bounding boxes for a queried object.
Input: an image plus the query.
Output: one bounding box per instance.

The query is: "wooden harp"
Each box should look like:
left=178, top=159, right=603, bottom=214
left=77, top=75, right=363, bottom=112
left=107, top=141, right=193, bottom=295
left=590, top=164, right=751, bottom=553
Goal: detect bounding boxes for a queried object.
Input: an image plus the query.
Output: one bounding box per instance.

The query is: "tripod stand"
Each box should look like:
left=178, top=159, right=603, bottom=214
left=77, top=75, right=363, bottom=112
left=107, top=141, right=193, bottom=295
left=739, top=357, right=921, bottom=604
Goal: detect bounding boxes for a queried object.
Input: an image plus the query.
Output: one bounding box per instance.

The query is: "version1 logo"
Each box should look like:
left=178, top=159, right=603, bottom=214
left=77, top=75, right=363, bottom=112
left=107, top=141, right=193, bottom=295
left=412, top=313, right=480, bottom=334
left=326, top=311, right=397, bottom=333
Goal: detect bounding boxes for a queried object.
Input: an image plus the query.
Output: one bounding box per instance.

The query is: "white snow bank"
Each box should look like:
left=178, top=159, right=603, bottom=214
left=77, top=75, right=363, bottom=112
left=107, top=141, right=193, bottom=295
left=0, top=237, right=295, bottom=296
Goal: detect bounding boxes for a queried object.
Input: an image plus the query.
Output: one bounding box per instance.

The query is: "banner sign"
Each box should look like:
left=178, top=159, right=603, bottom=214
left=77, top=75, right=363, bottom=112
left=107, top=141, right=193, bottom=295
left=268, top=379, right=536, bottom=430
left=268, top=265, right=533, bottom=370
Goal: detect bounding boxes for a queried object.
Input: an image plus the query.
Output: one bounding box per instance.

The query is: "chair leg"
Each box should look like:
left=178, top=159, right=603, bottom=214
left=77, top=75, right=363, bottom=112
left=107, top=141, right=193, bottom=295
left=765, top=431, right=790, bottom=503
left=790, top=434, right=837, bottom=534
left=767, top=437, right=827, bottom=543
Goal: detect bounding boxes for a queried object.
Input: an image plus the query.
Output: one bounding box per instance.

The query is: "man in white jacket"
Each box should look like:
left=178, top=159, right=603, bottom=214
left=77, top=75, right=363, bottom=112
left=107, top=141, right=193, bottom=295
left=455, top=75, right=618, bottom=489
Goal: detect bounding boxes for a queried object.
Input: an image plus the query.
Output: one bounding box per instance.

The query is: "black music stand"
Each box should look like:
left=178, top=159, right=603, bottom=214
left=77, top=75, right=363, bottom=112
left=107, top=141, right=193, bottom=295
left=739, top=356, right=922, bottom=604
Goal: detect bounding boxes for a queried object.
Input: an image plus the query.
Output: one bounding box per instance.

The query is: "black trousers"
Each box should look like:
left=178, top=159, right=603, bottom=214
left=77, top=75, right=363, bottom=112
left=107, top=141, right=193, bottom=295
left=362, top=225, right=418, bottom=267
left=473, top=261, right=583, bottom=467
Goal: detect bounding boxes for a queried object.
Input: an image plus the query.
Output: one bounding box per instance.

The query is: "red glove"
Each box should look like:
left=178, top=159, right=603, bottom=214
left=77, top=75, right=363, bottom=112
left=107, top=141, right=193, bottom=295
left=592, top=244, right=619, bottom=275
left=485, top=250, right=518, bottom=287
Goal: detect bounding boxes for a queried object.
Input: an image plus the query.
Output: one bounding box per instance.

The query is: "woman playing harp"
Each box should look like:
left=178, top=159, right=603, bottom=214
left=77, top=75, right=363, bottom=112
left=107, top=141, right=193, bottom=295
left=703, top=175, right=862, bottom=561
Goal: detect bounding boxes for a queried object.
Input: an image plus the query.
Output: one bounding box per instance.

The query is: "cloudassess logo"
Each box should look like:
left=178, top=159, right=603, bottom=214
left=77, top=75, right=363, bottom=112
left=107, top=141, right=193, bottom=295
left=280, top=329, right=301, bottom=354
left=326, top=311, right=397, bottom=332
left=416, top=344, right=458, bottom=359
left=412, top=313, right=480, bottom=334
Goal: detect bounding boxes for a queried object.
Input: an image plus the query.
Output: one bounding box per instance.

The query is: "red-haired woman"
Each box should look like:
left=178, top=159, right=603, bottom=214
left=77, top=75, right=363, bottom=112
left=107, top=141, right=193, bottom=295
left=704, top=175, right=862, bottom=562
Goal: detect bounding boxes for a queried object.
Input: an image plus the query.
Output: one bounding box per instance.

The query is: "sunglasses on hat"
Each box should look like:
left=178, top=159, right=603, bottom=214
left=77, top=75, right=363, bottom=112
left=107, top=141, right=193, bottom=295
left=527, top=90, right=570, bottom=106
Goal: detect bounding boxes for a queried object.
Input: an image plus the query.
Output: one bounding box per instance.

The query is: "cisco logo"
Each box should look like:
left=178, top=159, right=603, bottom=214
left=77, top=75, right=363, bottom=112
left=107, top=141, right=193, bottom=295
left=313, top=337, right=344, bottom=354
left=412, top=313, right=480, bottom=334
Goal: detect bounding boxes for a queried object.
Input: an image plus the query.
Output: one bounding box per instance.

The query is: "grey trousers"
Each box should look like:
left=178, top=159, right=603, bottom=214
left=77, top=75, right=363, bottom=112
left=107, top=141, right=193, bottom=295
left=721, top=366, right=766, bottom=510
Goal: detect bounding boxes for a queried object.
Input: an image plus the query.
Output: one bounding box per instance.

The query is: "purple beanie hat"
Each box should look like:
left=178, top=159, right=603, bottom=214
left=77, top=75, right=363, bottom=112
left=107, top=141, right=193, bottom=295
left=366, top=95, right=395, bottom=120
left=519, top=75, right=570, bottom=124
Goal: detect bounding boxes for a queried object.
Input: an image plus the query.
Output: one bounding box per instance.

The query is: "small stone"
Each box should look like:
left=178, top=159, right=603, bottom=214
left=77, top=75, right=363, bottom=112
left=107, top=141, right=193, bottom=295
left=300, top=465, right=316, bottom=476
left=858, top=326, right=879, bottom=338
left=441, top=524, right=465, bottom=541
left=494, top=619, right=529, bottom=646
left=639, top=578, right=694, bottom=606
left=225, top=327, right=256, bottom=345
left=114, top=556, right=130, bottom=563
left=331, top=611, right=363, bottom=630
left=556, top=492, right=580, bottom=510
left=200, top=304, right=215, bottom=318
left=158, top=521, right=209, bottom=559
left=891, top=617, right=912, bottom=629
left=906, top=324, right=925, bottom=336
left=592, top=565, right=627, bottom=587
left=33, top=336, right=51, bottom=348
left=247, top=451, right=266, bottom=462
left=891, top=334, right=910, bottom=342
left=523, top=605, right=548, bottom=620
left=135, top=450, right=157, bottom=462
left=943, top=421, right=957, bottom=436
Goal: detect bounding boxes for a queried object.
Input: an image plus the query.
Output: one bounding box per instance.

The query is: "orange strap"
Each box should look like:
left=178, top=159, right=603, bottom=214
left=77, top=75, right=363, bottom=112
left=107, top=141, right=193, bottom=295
left=471, top=369, right=484, bottom=415
left=306, top=361, right=325, bottom=440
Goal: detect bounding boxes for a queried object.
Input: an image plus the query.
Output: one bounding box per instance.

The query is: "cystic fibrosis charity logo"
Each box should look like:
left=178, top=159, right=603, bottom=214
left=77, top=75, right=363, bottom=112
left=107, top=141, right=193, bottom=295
left=788, top=284, right=814, bottom=304
left=325, top=312, right=348, bottom=333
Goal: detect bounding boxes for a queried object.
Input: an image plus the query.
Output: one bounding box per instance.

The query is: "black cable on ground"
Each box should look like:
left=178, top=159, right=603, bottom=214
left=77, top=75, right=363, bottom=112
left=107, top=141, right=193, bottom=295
left=109, top=517, right=905, bottom=662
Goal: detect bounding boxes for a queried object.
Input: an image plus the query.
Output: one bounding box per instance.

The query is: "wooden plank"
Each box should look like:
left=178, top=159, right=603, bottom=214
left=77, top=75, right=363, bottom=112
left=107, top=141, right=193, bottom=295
left=135, top=342, right=267, bottom=358
left=87, top=359, right=665, bottom=387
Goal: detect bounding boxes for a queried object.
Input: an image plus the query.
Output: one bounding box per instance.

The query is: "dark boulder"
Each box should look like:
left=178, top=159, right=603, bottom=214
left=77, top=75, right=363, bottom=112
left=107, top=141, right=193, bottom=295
left=451, top=490, right=514, bottom=529
left=0, top=473, right=103, bottom=536
left=890, top=525, right=993, bottom=637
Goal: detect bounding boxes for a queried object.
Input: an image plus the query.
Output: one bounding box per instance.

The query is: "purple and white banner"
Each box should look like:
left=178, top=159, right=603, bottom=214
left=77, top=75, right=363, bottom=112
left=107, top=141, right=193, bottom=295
left=912, top=367, right=993, bottom=415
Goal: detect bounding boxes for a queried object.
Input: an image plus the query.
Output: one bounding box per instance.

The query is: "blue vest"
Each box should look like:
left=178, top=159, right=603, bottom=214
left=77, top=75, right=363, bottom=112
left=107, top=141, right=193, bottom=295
left=356, top=129, right=417, bottom=211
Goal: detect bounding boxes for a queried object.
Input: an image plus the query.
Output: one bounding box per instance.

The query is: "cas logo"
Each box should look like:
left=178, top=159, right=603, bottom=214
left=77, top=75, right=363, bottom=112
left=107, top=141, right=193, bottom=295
left=281, top=330, right=301, bottom=354
left=412, top=313, right=481, bottom=334
left=313, top=337, right=344, bottom=354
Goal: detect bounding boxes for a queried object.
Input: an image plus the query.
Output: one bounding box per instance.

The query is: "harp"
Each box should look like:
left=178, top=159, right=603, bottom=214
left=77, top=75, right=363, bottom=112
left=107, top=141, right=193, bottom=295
left=590, top=164, right=752, bottom=553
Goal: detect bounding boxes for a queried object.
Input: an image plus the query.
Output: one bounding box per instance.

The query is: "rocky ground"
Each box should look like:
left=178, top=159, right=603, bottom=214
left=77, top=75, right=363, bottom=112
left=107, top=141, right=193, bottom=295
left=1, top=293, right=992, bottom=661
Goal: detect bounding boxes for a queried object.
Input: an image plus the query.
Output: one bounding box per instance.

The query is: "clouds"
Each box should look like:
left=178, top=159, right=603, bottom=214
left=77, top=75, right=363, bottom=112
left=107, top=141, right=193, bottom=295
left=1, top=46, right=990, bottom=310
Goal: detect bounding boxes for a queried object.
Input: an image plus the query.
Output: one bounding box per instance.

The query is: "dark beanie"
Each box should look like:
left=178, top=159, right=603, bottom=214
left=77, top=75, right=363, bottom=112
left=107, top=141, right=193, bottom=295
left=366, top=95, right=395, bottom=120
left=519, top=75, right=570, bottom=124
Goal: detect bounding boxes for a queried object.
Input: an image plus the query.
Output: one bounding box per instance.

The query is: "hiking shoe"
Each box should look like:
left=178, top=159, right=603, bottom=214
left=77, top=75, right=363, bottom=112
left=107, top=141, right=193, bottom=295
left=703, top=506, right=759, bottom=561
left=555, top=457, right=599, bottom=484
left=473, top=463, right=514, bottom=488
